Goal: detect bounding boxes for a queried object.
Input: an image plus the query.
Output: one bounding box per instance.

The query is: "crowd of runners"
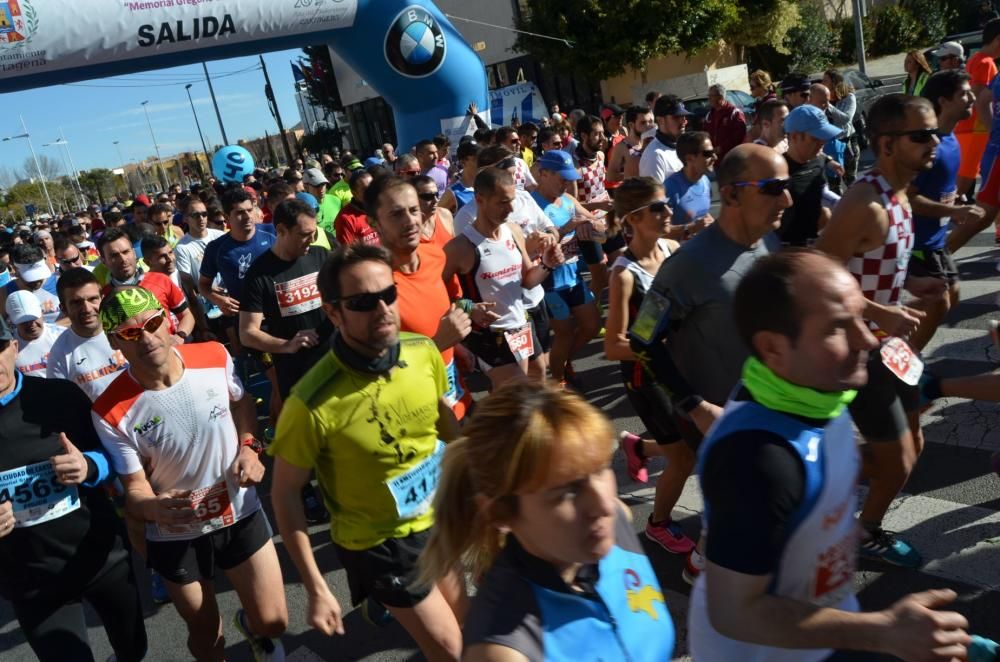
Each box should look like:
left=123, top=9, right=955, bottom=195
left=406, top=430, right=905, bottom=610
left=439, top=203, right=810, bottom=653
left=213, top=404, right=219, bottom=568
left=4, top=28, right=1000, bottom=662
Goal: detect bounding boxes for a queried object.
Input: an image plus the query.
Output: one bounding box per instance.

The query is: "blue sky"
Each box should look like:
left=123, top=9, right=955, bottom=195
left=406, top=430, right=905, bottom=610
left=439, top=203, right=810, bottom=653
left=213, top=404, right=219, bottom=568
left=0, top=48, right=304, bottom=176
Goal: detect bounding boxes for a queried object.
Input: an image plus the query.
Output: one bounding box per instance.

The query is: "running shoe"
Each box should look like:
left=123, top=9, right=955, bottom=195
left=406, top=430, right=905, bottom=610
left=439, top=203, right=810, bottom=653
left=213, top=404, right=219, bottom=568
left=234, top=608, right=286, bottom=662
left=645, top=517, right=695, bottom=555
left=682, top=549, right=705, bottom=585
left=859, top=527, right=922, bottom=568
left=619, top=431, right=648, bottom=483
left=563, top=362, right=583, bottom=389
left=150, top=571, right=170, bottom=605
left=361, top=597, right=395, bottom=627
left=969, top=635, right=999, bottom=662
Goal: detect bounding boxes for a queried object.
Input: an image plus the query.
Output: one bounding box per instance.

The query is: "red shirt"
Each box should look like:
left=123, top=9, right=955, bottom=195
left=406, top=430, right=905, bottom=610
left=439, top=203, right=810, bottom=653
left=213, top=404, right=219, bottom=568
left=101, top=271, right=186, bottom=333
left=704, top=101, right=748, bottom=160
left=334, top=203, right=380, bottom=246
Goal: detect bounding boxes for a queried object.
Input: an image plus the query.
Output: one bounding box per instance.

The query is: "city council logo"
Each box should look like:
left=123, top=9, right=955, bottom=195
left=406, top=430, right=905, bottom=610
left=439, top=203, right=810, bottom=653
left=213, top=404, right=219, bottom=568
left=0, top=0, right=37, bottom=46
left=384, top=6, right=446, bottom=78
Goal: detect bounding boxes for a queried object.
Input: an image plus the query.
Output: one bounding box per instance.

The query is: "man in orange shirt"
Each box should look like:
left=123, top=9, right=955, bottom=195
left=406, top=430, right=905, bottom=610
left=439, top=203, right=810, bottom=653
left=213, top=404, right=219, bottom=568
left=365, top=175, right=499, bottom=420
left=955, top=19, right=1000, bottom=199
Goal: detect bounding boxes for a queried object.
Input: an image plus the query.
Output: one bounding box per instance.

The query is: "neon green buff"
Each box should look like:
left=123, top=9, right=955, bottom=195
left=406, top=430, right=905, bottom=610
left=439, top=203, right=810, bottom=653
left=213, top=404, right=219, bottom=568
left=742, top=357, right=857, bottom=420
left=100, top=287, right=162, bottom=332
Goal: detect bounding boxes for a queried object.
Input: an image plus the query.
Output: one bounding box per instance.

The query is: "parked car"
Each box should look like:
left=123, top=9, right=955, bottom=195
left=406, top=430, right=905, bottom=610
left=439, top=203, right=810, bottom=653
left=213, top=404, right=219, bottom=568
left=683, top=90, right=756, bottom=131
left=842, top=69, right=894, bottom=118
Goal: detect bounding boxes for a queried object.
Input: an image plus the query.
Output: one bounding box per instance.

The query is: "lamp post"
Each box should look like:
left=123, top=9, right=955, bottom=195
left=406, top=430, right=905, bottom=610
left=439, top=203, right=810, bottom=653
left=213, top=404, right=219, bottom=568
left=185, top=83, right=211, bottom=179
left=112, top=140, right=130, bottom=196
left=141, top=101, right=169, bottom=191
left=3, top=116, right=55, bottom=217
left=42, top=134, right=86, bottom=210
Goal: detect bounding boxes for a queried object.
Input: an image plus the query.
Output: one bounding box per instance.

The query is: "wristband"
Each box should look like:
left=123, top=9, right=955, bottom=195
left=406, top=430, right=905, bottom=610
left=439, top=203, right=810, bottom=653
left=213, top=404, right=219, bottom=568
left=676, top=394, right=704, bottom=414
left=241, top=437, right=265, bottom=454
left=540, top=263, right=553, bottom=272
left=456, top=299, right=475, bottom=314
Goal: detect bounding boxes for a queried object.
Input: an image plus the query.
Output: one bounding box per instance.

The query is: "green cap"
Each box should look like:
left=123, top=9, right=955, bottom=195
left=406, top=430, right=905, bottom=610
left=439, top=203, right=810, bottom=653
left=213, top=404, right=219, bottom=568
left=100, top=287, right=162, bottom=333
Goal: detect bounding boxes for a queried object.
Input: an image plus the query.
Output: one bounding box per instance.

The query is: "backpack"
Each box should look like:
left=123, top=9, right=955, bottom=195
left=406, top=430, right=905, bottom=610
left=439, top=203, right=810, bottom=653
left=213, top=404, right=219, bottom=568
left=853, top=111, right=868, bottom=150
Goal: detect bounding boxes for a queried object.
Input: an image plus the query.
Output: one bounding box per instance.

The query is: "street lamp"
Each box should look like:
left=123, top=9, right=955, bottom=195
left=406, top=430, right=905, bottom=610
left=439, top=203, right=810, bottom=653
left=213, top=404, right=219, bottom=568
left=185, top=83, right=211, bottom=181
left=2, top=115, right=55, bottom=218
left=42, top=135, right=86, bottom=210
left=112, top=140, right=131, bottom=197
left=140, top=100, right=169, bottom=191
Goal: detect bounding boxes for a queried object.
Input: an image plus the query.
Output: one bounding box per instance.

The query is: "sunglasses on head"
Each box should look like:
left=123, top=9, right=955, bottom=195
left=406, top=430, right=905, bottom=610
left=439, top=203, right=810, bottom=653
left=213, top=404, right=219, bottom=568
left=112, top=310, right=166, bottom=342
left=418, top=192, right=439, bottom=202
left=624, top=199, right=671, bottom=218
left=732, top=177, right=791, bottom=196
left=492, top=157, right=517, bottom=170
left=880, top=128, right=938, bottom=144
left=334, top=284, right=398, bottom=312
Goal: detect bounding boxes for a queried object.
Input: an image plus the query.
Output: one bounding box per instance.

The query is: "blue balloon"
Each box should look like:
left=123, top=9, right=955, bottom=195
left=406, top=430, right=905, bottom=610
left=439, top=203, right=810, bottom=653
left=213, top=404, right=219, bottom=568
left=212, top=146, right=255, bottom=184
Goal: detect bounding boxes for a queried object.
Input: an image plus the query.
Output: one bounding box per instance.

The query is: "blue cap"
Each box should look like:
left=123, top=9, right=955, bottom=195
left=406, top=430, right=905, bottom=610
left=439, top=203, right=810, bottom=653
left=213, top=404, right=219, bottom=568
left=535, top=150, right=581, bottom=181
left=295, top=191, right=319, bottom=210
left=784, top=105, right=843, bottom=142
left=364, top=156, right=385, bottom=168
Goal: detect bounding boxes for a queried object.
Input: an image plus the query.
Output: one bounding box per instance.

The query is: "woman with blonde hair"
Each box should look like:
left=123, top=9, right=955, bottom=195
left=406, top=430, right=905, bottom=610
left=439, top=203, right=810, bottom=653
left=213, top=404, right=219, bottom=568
left=904, top=50, right=932, bottom=96
left=420, top=382, right=675, bottom=662
left=748, top=70, right=777, bottom=141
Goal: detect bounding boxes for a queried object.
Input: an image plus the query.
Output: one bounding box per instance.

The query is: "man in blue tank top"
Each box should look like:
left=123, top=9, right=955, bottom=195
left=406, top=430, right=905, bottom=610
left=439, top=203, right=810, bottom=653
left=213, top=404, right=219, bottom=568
left=689, top=250, right=971, bottom=661
left=908, top=70, right=984, bottom=352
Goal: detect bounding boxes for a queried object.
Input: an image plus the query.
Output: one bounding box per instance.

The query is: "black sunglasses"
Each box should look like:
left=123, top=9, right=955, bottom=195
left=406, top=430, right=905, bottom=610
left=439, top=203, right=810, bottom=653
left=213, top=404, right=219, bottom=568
left=59, top=253, right=83, bottom=265
left=418, top=192, right=439, bottom=202
left=880, top=128, right=938, bottom=144
left=335, top=284, right=398, bottom=312
left=702, top=150, right=717, bottom=158
left=732, top=177, right=791, bottom=196
left=188, top=211, right=209, bottom=219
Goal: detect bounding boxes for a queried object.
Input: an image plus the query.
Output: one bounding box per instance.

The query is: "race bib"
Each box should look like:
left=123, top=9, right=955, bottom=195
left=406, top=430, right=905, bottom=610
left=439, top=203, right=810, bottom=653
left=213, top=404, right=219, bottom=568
left=880, top=337, right=923, bottom=386
left=504, top=324, right=535, bottom=362
left=629, top=289, right=671, bottom=345
left=274, top=273, right=321, bottom=317
left=0, top=461, right=79, bottom=528
left=155, top=481, right=235, bottom=539
left=443, top=360, right=465, bottom=409
left=386, top=441, right=446, bottom=519
left=559, top=234, right=580, bottom=264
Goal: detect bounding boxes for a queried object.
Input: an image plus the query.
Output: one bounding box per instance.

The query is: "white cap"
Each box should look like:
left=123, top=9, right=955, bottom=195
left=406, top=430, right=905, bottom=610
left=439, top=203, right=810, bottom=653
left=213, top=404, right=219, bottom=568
left=933, top=41, right=964, bottom=59
left=5, top=289, right=42, bottom=325
left=14, top=260, right=50, bottom=283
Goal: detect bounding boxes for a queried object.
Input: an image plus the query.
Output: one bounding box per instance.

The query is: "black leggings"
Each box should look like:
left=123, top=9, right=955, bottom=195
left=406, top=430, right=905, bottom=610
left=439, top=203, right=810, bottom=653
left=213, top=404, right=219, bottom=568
left=12, top=555, right=147, bottom=662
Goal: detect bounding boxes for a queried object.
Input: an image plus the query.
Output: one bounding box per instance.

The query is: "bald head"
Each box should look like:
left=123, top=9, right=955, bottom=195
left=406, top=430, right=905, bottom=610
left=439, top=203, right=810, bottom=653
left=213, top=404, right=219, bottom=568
left=809, top=83, right=830, bottom=107
left=717, top=143, right=787, bottom=191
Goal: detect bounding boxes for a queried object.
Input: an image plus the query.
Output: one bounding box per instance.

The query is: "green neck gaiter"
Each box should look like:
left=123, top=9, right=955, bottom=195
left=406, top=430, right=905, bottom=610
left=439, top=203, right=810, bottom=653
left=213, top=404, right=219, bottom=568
left=742, top=357, right=857, bottom=420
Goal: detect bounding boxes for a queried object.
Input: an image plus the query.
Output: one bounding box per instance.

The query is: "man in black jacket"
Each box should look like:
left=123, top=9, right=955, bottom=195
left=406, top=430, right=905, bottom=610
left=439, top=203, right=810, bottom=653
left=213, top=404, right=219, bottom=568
left=0, top=316, right=147, bottom=661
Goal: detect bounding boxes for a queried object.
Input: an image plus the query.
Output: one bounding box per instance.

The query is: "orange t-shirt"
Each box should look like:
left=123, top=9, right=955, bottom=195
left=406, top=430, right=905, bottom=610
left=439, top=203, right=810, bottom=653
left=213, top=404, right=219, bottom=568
left=956, top=51, right=997, bottom=134
left=394, top=241, right=468, bottom=418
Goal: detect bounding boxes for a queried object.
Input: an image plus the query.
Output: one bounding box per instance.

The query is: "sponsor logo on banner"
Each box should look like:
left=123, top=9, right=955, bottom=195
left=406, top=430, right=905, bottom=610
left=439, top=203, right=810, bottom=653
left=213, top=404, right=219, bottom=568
left=490, top=82, right=547, bottom=126
left=384, top=6, right=445, bottom=78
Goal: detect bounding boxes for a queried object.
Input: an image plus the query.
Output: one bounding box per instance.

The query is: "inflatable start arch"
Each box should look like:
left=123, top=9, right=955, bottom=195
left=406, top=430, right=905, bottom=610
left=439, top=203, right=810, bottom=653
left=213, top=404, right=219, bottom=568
left=0, top=0, right=488, bottom=152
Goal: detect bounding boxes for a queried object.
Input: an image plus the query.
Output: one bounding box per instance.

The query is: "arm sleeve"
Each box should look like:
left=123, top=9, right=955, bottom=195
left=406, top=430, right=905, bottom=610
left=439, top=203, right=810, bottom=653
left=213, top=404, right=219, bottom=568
left=91, top=412, right=143, bottom=476
left=81, top=450, right=113, bottom=488
left=268, top=394, right=325, bottom=470
left=240, top=274, right=266, bottom=313
left=702, top=431, right=806, bottom=575
left=199, top=240, right=219, bottom=280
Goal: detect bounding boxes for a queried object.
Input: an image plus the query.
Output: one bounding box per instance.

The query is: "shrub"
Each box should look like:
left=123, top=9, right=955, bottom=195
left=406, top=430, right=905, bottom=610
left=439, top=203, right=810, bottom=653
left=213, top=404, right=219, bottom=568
left=835, top=14, right=875, bottom=64
left=871, top=5, right=921, bottom=56
left=901, top=0, right=958, bottom=44
left=784, top=0, right=839, bottom=74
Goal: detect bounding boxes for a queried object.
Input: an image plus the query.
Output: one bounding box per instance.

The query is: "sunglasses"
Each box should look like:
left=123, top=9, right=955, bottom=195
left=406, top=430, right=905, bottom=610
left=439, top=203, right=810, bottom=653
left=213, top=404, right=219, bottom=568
left=329, top=171, right=345, bottom=179
left=59, top=253, right=83, bottom=266
left=400, top=169, right=421, bottom=176
left=188, top=211, right=209, bottom=219
left=418, top=192, right=439, bottom=202
left=334, top=284, right=398, bottom=312
left=702, top=150, right=717, bottom=158
left=624, top=199, right=671, bottom=218
left=112, top=311, right=166, bottom=341
left=491, top=157, right=517, bottom=170
left=732, top=178, right=791, bottom=196
left=880, top=128, right=939, bottom=144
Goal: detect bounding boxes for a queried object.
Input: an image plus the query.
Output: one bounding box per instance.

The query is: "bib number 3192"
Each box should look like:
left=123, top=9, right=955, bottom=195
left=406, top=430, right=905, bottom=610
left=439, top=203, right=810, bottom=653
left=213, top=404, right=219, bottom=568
left=881, top=337, right=923, bottom=386
left=386, top=441, right=446, bottom=519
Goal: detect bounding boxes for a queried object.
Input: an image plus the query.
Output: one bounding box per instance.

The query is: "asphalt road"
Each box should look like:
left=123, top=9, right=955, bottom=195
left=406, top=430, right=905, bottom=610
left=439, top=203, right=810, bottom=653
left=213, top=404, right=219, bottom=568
left=2, top=177, right=999, bottom=660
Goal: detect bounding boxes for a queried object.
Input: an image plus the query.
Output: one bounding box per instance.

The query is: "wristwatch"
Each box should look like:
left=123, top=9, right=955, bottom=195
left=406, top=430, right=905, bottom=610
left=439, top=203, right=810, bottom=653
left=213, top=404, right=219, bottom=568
left=240, top=437, right=265, bottom=454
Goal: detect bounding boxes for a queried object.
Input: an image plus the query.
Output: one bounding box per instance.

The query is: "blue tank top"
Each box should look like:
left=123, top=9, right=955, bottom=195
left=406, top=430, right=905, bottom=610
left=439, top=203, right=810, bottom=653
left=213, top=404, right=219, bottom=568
left=449, top=181, right=475, bottom=211
left=530, top=191, right=582, bottom=291
left=912, top=131, right=960, bottom=251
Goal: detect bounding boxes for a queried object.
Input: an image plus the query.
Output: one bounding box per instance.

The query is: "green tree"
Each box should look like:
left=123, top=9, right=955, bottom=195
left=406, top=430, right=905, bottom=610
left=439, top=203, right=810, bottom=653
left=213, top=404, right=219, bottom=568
left=6, top=180, right=71, bottom=216
left=726, top=0, right=801, bottom=56
left=299, top=45, right=344, bottom=118
left=782, top=0, right=838, bottom=75
left=514, top=0, right=740, bottom=80
left=78, top=168, right=116, bottom=205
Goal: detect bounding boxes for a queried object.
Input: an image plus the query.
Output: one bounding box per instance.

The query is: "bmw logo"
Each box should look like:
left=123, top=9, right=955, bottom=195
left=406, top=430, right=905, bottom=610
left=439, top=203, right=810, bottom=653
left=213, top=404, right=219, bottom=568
left=384, top=6, right=447, bottom=78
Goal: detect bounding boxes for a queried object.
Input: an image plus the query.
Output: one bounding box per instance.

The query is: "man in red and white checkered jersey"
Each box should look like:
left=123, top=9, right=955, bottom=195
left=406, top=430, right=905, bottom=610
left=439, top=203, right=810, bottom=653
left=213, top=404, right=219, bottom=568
left=815, top=94, right=948, bottom=569
left=572, top=114, right=623, bottom=301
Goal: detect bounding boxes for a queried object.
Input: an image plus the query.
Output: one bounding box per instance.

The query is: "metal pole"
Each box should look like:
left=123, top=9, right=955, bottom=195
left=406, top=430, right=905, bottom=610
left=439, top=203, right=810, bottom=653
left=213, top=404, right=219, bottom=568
left=141, top=101, right=169, bottom=191
left=20, top=116, right=55, bottom=217
left=113, top=140, right=130, bottom=196
left=853, top=0, right=867, bottom=76
left=259, top=55, right=294, bottom=166
left=203, top=62, right=229, bottom=145
left=42, top=142, right=76, bottom=207
left=185, top=83, right=211, bottom=174
left=58, top=128, right=87, bottom=209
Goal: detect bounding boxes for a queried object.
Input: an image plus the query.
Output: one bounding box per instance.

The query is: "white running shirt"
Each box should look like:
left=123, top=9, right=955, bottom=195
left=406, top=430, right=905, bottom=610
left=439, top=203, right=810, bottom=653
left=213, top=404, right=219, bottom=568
left=14, top=324, right=65, bottom=377
left=46, top=329, right=129, bottom=401
left=92, top=342, right=260, bottom=541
